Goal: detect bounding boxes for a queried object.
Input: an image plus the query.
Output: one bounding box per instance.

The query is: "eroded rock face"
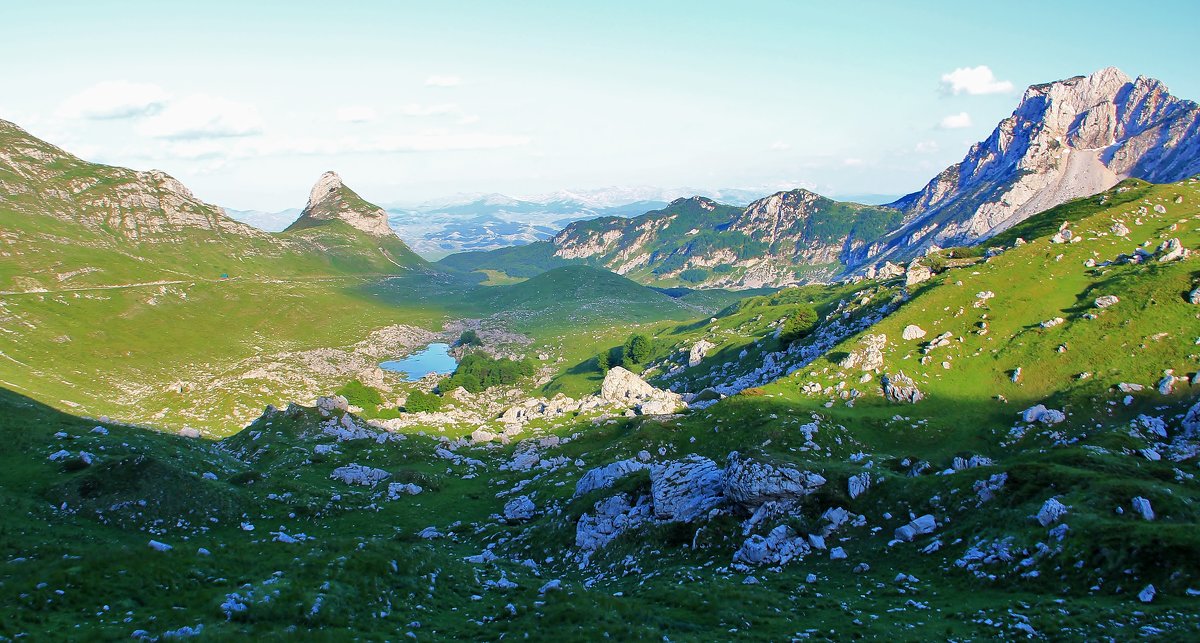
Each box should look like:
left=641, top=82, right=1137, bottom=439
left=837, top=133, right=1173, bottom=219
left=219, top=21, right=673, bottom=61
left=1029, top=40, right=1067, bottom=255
left=722, top=452, right=826, bottom=510
left=649, top=455, right=724, bottom=522
left=840, top=334, right=886, bottom=372
left=1037, top=498, right=1069, bottom=526
left=689, top=340, right=716, bottom=367
left=875, top=67, right=1200, bottom=261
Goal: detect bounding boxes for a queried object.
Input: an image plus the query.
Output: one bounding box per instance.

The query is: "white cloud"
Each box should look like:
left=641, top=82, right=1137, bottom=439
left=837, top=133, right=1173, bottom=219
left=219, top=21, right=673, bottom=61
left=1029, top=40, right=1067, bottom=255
left=769, top=140, right=792, bottom=151
left=939, top=112, right=972, bottom=129
left=138, top=94, right=263, bottom=139
left=939, top=66, right=1014, bottom=95
left=399, top=103, right=462, bottom=117
left=153, top=130, right=531, bottom=161
left=914, top=140, right=939, bottom=153
left=842, top=157, right=865, bottom=167
left=57, top=81, right=169, bottom=120
left=425, top=75, right=462, bottom=87
left=336, top=106, right=377, bottom=123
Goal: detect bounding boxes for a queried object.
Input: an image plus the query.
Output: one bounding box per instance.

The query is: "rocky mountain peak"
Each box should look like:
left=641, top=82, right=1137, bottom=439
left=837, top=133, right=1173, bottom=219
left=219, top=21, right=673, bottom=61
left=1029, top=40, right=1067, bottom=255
left=307, top=170, right=345, bottom=209
left=871, top=67, right=1200, bottom=265
left=287, top=171, right=396, bottom=238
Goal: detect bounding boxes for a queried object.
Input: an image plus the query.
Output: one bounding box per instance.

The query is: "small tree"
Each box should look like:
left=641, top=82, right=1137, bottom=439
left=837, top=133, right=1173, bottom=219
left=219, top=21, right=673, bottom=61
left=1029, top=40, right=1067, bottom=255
left=457, top=329, right=483, bottom=347
left=623, top=334, right=653, bottom=364
left=779, top=305, right=818, bottom=347
left=596, top=350, right=611, bottom=374
left=405, top=390, right=443, bottom=413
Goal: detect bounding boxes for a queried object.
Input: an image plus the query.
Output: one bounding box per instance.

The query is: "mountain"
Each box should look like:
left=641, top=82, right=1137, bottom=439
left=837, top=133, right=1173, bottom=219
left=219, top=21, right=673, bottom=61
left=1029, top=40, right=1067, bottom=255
left=440, top=192, right=903, bottom=288
left=281, top=171, right=425, bottom=271
left=438, top=67, right=1200, bottom=288
left=871, top=66, right=1200, bottom=260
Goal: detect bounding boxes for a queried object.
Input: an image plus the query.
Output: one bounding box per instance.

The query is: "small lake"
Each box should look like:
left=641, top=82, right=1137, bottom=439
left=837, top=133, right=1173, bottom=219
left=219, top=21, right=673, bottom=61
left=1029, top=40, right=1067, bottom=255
left=380, top=343, right=458, bottom=382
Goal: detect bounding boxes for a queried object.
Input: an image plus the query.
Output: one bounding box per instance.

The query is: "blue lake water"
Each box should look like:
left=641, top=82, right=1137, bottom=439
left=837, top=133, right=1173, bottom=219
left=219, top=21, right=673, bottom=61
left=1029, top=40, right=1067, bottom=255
left=379, top=343, right=458, bottom=382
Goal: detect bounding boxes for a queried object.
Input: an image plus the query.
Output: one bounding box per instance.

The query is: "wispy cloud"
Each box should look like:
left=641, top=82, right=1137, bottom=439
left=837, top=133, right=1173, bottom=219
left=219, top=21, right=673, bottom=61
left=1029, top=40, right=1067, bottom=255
left=56, top=81, right=170, bottom=120
left=938, top=112, right=972, bottom=129
left=425, top=75, right=462, bottom=87
left=914, top=140, right=939, bottom=153
left=769, top=140, right=792, bottom=151
left=139, top=94, right=263, bottom=139
left=940, top=66, right=1013, bottom=95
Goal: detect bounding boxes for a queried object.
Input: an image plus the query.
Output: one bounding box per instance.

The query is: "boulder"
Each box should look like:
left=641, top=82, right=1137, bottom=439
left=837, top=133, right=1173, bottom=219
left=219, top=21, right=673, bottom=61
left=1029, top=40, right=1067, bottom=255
left=574, top=459, right=649, bottom=497
left=734, top=524, right=811, bottom=566
left=649, top=455, right=724, bottom=522
left=688, top=340, right=716, bottom=367
left=575, top=494, right=653, bottom=551
left=848, top=473, right=871, bottom=499
left=901, top=325, right=927, bottom=341
left=1157, top=238, right=1190, bottom=262
left=722, top=452, right=826, bottom=509
left=387, top=482, right=423, bottom=498
left=316, top=395, right=349, bottom=416
left=894, top=514, right=937, bottom=542
left=503, top=495, right=536, bottom=522
left=330, top=463, right=391, bottom=487
left=1183, top=399, right=1200, bottom=437
left=1093, top=295, right=1120, bottom=308
left=1188, top=288, right=1200, bottom=305
left=1138, top=584, right=1156, bottom=603
left=840, top=334, right=886, bottom=371
left=1131, top=496, right=1155, bottom=521
left=881, top=372, right=923, bottom=403
left=1036, top=498, right=1068, bottom=526
left=600, top=367, right=685, bottom=415
left=905, top=262, right=932, bottom=286
left=1022, top=404, right=1066, bottom=424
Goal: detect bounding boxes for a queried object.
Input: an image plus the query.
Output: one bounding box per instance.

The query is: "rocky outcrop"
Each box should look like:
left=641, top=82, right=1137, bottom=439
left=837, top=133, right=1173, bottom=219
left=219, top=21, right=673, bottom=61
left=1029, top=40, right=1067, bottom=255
left=286, top=171, right=396, bottom=237
left=649, top=455, right=724, bottom=522
left=575, top=494, right=653, bottom=551
left=722, top=452, right=826, bottom=510
left=599, top=367, right=685, bottom=415
left=881, top=372, right=923, bottom=403
left=875, top=67, right=1200, bottom=260
left=574, top=459, right=648, bottom=496
left=330, top=464, right=391, bottom=487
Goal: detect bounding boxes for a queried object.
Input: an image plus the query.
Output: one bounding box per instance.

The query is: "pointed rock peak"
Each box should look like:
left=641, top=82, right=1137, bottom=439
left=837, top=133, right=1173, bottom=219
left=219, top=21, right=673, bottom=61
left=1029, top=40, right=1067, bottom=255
left=287, top=171, right=396, bottom=238
left=307, top=171, right=344, bottom=208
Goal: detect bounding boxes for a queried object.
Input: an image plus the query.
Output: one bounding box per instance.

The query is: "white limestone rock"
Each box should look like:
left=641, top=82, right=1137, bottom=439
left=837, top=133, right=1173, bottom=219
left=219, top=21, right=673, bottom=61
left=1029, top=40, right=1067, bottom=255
left=688, top=340, right=716, bottom=367
left=503, top=495, right=536, bottom=522
left=894, top=514, right=937, bottom=542
left=1036, top=498, right=1069, bottom=526
left=574, top=459, right=649, bottom=497
left=575, top=494, right=653, bottom=551
left=649, top=455, right=724, bottom=522
left=901, top=325, right=927, bottom=341
left=722, top=451, right=826, bottom=510
left=330, top=464, right=391, bottom=487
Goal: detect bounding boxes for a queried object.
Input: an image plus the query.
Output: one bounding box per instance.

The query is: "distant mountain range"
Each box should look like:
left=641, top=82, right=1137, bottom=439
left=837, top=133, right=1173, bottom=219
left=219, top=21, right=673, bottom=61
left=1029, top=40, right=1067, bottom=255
left=226, top=186, right=889, bottom=259
left=440, top=67, right=1200, bottom=288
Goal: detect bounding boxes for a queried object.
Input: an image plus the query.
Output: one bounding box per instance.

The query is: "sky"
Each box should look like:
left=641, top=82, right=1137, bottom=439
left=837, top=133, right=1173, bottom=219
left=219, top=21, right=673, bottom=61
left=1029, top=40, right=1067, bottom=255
left=3, top=0, right=1198, bottom=210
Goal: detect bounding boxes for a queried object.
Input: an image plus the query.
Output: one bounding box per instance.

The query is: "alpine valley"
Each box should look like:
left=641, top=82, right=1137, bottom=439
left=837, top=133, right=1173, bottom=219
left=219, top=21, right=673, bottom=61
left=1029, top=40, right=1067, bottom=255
left=3, top=64, right=1200, bottom=642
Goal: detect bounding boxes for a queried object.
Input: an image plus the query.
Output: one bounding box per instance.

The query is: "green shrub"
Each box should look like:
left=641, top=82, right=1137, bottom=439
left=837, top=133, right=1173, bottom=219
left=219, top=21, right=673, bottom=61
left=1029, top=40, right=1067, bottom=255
left=623, top=334, right=653, bottom=364
left=457, top=329, right=482, bottom=347
left=335, top=380, right=383, bottom=408
left=596, top=350, right=611, bottom=374
left=404, top=390, right=443, bottom=413
left=679, top=268, right=709, bottom=283
left=779, top=305, right=818, bottom=346
left=438, top=353, right=535, bottom=394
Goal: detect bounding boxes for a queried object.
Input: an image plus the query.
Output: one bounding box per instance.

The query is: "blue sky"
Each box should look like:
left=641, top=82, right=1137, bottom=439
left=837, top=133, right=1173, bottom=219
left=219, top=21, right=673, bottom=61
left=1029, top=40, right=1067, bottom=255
left=3, top=0, right=1197, bottom=210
